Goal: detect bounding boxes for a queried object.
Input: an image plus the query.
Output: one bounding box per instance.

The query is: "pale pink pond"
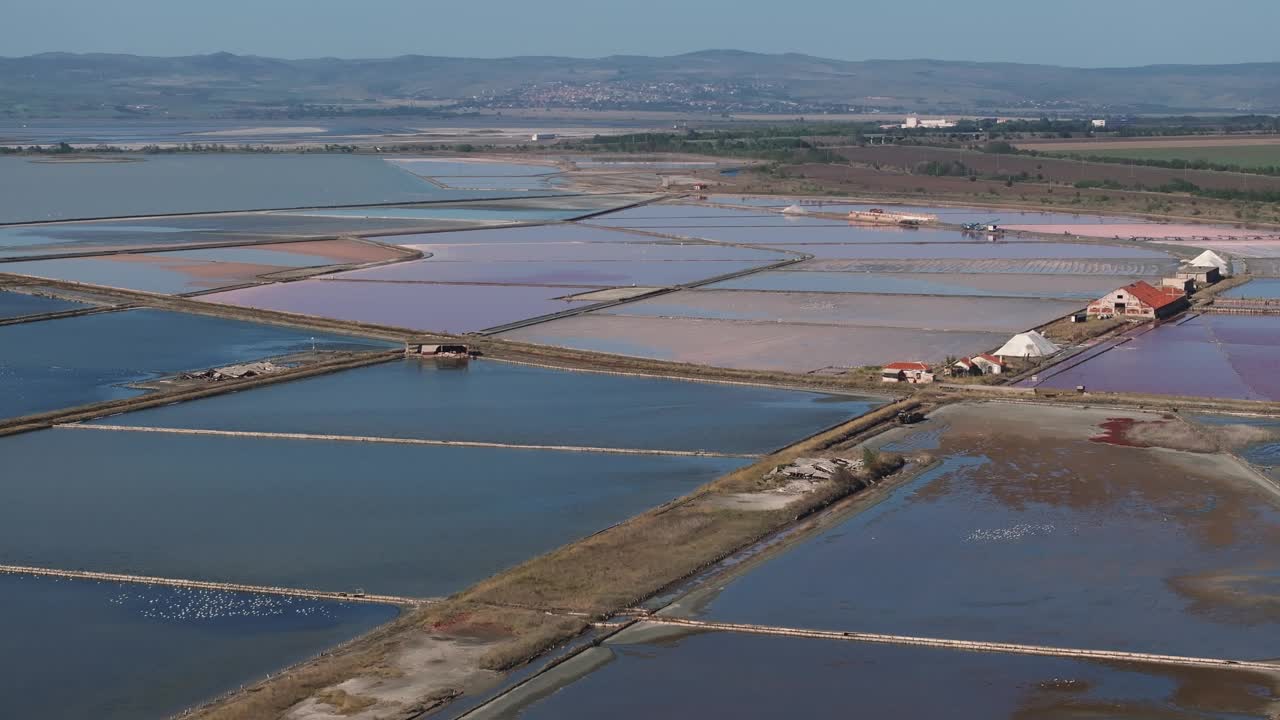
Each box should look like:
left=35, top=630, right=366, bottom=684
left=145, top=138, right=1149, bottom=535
left=604, top=290, right=1079, bottom=333
left=1006, top=222, right=1271, bottom=241
left=1158, top=238, right=1280, bottom=259
left=502, top=314, right=1006, bottom=373
left=711, top=197, right=1159, bottom=226
left=201, top=280, right=594, bottom=332
left=780, top=242, right=1171, bottom=260
left=801, top=258, right=1180, bottom=276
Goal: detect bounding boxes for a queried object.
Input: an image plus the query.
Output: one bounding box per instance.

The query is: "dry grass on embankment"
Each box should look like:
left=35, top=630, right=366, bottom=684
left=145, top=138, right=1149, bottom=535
left=1039, top=315, right=1127, bottom=345
left=190, top=398, right=918, bottom=720
left=458, top=398, right=918, bottom=616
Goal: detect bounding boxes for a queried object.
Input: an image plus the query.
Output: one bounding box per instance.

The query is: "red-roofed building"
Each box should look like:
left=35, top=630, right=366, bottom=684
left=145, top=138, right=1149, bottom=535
left=952, top=353, right=1007, bottom=376
left=882, top=361, right=934, bottom=384
left=1087, top=281, right=1188, bottom=320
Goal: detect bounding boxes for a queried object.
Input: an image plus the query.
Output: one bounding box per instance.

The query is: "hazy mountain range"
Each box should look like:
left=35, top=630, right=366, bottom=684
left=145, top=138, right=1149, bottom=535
left=4, top=50, right=1279, bottom=118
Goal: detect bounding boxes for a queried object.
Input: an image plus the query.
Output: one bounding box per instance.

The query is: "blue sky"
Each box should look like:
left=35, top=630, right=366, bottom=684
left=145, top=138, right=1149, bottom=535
left=8, top=0, right=1279, bottom=66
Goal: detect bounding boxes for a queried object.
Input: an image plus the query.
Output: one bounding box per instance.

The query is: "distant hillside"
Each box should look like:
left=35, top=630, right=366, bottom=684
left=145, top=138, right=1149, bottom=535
left=3, top=50, right=1279, bottom=118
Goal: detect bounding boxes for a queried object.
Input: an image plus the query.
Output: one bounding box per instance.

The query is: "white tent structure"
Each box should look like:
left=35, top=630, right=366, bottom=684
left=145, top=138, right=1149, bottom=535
left=1190, top=250, right=1230, bottom=275
left=994, top=331, right=1061, bottom=359
left=781, top=204, right=809, bottom=215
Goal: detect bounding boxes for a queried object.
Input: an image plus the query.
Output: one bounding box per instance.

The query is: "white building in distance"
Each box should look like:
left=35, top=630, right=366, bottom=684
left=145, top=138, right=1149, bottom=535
left=903, top=116, right=956, bottom=129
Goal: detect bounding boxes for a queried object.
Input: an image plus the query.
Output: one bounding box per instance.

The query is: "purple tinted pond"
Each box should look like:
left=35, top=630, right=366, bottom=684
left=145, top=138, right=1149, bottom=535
left=202, top=279, right=592, bottom=332
left=479, top=627, right=1278, bottom=720
left=2, top=256, right=212, bottom=294
left=1025, top=314, right=1280, bottom=400
left=337, top=260, right=769, bottom=287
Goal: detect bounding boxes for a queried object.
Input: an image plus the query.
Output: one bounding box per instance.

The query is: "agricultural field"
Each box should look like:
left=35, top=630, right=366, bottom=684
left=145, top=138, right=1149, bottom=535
left=1039, top=144, right=1280, bottom=169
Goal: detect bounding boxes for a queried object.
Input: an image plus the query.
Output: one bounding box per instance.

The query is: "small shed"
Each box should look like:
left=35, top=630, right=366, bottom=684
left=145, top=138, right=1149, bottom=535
left=954, top=354, right=1006, bottom=376
left=1175, top=264, right=1222, bottom=285
left=1161, top=277, right=1196, bottom=295
left=411, top=343, right=472, bottom=357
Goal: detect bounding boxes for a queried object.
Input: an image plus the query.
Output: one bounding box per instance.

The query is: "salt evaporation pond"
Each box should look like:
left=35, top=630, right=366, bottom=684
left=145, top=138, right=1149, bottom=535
left=0, top=213, right=465, bottom=258
left=604, top=289, right=1081, bottom=333
left=277, top=206, right=580, bottom=223
left=0, top=289, right=89, bottom=318
left=774, top=241, right=1172, bottom=260
left=202, top=280, right=594, bottom=333
left=1025, top=313, right=1280, bottom=401
left=387, top=158, right=559, bottom=177
left=394, top=222, right=655, bottom=248
left=2, top=239, right=405, bottom=294
left=503, top=314, right=1006, bottom=374
left=95, top=359, right=877, bottom=454
left=405, top=239, right=788, bottom=263
left=1, top=430, right=745, bottom=596
left=392, top=223, right=662, bottom=249
left=713, top=196, right=1158, bottom=226
left=800, top=257, right=1180, bottom=276
left=710, top=269, right=1148, bottom=300
left=473, top=625, right=1280, bottom=720
left=385, top=158, right=566, bottom=190
left=1222, top=278, right=1280, bottom=299
left=339, top=259, right=769, bottom=287
left=0, top=573, right=396, bottom=720
left=0, top=154, right=497, bottom=224
left=667, top=403, right=1280, bottom=659
left=430, top=175, right=561, bottom=191
left=591, top=202, right=839, bottom=224
left=597, top=223, right=979, bottom=245
left=0, top=309, right=388, bottom=419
